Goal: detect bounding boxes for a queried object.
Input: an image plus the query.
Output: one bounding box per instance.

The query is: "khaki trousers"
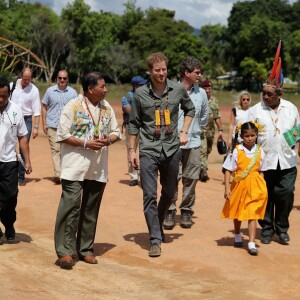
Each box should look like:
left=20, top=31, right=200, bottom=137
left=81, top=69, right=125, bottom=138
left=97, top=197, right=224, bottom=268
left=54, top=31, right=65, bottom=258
left=47, top=127, right=61, bottom=178
left=54, top=179, right=106, bottom=258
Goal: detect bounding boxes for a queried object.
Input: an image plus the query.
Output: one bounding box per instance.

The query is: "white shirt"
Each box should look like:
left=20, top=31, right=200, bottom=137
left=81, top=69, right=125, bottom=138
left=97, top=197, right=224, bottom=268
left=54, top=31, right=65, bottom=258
left=223, top=144, right=267, bottom=172
left=249, top=99, right=299, bottom=170
left=57, top=95, right=121, bottom=182
left=0, top=101, right=28, bottom=162
left=232, top=107, right=250, bottom=141
left=10, top=79, right=41, bottom=117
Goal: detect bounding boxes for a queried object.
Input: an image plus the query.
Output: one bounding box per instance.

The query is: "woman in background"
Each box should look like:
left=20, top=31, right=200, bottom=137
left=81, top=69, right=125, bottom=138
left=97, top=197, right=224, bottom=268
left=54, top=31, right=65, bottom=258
left=228, top=91, right=252, bottom=148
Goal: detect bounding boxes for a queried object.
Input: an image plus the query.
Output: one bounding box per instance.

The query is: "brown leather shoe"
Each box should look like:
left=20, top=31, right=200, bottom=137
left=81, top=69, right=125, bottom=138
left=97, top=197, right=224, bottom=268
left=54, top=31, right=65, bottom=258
left=58, top=255, right=74, bottom=269
left=82, top=255, right=98, bottom=264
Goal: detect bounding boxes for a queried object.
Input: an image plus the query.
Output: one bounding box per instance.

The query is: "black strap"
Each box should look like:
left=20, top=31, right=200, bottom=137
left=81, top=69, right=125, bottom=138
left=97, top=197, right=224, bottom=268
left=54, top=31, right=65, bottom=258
left=232, top=107, right=236, bottom=117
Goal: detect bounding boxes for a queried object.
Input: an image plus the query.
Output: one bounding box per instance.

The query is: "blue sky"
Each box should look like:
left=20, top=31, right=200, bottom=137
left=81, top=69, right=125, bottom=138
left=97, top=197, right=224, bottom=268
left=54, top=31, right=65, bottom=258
left=28, top=0, right=298, bottom=29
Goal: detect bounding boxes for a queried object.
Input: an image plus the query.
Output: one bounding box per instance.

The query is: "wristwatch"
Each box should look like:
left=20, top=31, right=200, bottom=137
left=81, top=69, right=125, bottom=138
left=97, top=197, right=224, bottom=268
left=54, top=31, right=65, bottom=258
left=34, top=125, right=39, bottom=129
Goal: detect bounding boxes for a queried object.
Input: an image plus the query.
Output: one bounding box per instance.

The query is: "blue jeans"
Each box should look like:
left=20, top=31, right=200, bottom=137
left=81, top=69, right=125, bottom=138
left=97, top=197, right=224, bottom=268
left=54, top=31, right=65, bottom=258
left=19, top=116, right=32, bottom=180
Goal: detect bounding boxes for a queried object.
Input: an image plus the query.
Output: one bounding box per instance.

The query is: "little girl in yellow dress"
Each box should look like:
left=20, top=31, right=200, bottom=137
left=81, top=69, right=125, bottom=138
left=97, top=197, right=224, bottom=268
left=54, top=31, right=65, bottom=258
left=221, top=121, right=268, bottom=255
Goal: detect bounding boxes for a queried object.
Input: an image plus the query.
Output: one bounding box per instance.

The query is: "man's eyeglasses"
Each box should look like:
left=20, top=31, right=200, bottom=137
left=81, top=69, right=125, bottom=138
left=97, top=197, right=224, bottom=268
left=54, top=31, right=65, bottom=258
left=58, top=77, right=67, bottom=80
left=192, top=71, right=201, bottom=75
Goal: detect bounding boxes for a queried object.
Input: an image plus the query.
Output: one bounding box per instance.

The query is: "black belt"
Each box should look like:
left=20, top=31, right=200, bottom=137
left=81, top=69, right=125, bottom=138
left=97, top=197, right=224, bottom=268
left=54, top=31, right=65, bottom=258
left=24, top=115, right=32, bottom=119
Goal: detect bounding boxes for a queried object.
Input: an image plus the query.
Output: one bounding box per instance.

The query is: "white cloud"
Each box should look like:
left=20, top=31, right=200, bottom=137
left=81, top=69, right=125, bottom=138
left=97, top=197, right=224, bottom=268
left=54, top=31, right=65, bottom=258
left=30, top=0, right=299, bottom=29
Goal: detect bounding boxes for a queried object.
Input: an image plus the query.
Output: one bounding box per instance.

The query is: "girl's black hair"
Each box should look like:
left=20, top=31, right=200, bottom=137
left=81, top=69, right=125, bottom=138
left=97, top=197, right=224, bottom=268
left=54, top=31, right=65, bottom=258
left=231, top=122, right=258, bottom=153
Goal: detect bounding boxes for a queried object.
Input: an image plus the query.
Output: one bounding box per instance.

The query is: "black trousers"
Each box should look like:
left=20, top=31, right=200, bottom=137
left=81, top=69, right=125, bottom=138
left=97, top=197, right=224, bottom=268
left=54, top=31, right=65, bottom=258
left=259, top=165, right=297, bottom=236
left=139, top=148, right=181, bottom=244
left=0, top=161, right=18, bottom=228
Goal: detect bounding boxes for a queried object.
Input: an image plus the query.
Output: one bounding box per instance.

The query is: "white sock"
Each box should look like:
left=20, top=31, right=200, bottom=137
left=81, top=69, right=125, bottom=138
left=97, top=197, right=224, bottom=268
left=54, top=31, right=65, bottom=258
left=234, top=233, right=242, bottom=242
left=248, top=242, right=256, bottom=249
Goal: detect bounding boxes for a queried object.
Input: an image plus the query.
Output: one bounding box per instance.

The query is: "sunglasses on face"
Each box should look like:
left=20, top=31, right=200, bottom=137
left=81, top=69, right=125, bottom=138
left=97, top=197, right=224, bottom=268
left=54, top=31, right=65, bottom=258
left=242, top=98, right=250, bottom=101
left=58, top=77, right=67, bottom=80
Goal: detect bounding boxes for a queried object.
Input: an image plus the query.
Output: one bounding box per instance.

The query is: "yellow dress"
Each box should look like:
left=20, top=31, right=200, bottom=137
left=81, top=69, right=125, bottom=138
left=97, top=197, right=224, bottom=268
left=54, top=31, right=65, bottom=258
left=221, top=148, right=268, bottom=221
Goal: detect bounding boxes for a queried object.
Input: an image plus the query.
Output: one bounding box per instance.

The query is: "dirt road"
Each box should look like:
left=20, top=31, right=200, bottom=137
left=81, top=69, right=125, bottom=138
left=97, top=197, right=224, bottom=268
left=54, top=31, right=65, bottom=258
left=1, top=102, right=300, bottom=299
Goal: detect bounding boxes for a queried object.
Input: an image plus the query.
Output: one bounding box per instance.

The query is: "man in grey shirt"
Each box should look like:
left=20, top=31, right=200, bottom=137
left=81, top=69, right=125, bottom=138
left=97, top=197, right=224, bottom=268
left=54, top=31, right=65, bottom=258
left=128, top=52, right=195, bottom=257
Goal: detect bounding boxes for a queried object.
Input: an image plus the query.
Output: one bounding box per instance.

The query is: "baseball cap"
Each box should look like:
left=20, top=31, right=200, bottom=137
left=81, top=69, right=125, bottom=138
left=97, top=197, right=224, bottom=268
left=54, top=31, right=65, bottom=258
left=131, top=75, right=147, bottom=86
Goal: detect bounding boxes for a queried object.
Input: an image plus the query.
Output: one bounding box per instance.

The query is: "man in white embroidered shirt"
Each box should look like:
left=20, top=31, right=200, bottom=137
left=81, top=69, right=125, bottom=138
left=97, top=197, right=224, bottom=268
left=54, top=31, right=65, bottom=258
left=249, top=75, right=300, bottom=245
left=54, top=72, right=121, bottom=269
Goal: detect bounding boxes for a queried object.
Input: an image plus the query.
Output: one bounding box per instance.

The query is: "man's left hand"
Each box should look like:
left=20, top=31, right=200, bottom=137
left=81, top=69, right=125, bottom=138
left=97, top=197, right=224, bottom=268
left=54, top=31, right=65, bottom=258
left=179, top=131, right=188, bottom=146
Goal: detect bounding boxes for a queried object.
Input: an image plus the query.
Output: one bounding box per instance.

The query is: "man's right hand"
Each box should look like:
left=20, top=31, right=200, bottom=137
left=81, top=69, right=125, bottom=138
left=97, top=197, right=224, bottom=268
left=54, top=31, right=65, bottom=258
left=129, top=149, right=139, bottom=170
left=87, top=139, right=108, bottom=150
left=43, top=126, right=48, bottom=135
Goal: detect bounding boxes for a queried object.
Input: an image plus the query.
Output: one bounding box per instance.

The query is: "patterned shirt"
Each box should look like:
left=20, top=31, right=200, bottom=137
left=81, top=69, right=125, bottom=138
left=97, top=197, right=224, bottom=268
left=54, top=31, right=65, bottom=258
left=42, top=84, right=78, bottom=128
left=56, top=95, right=121, bottom=182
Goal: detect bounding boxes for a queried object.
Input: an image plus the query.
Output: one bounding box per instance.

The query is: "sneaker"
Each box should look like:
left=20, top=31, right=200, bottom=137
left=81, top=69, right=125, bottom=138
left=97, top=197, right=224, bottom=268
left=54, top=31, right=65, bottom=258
left=129, top=180, right=138, bottom=186
left=5, top=226, right=15, bottom=241
left=248, top=242, right=258, bottom=256
left=148, top=243, right=161, bottom=257
left=163, top=210, right=176, bottom=230
left=18, top=178, right=26, bottom=186
left=180, top=211, right=192, bottom=228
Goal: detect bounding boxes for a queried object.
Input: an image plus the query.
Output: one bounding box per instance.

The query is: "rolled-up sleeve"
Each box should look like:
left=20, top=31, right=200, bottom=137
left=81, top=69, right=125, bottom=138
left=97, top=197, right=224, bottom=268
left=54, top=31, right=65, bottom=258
left=128, top=94, right=141, bottom=135
left=180, top=88, right=195, bottom=117
left=56, top=102, right=73, bottom=142
left=32, top=88, right=41, bottom=116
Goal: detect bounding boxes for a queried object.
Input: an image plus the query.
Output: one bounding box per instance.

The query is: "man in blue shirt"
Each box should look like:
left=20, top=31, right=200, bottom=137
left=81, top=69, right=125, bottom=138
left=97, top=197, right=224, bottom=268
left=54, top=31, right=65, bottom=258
left=122, top=75, right=147, bottom=186
left=164, top=56, right=208, bottom=229
left=42, top=70, right=78, bottom=184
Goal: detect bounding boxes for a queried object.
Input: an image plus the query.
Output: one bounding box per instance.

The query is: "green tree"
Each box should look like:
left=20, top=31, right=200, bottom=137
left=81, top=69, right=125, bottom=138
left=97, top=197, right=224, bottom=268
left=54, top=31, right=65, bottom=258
left=199, top=24, right=228, bottom=78
left=29, top=6, right=71, bottom=81
left=62, top=0, right=121, bottom=82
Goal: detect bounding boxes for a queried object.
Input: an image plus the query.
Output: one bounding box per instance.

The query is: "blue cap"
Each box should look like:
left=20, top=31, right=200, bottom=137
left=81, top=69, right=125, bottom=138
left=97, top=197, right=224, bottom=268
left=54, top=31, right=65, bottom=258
left=131, top=75, right=147, bottom=86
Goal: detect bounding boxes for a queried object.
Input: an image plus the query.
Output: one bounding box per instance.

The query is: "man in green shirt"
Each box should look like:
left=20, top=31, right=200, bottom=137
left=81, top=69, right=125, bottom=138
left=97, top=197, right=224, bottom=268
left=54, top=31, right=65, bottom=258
left=128, top=52, right=195, bottom=257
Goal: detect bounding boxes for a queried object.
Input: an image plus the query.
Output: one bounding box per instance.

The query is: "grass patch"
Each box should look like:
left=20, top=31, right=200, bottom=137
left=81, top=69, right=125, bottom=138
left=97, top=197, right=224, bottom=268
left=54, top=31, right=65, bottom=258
left=35, top=82, right=300, bottom=106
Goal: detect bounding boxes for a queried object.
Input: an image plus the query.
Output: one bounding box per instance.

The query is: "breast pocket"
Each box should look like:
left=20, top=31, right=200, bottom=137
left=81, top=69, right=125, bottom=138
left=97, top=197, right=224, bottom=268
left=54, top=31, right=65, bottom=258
left=141, top=101, right=156, bottom=122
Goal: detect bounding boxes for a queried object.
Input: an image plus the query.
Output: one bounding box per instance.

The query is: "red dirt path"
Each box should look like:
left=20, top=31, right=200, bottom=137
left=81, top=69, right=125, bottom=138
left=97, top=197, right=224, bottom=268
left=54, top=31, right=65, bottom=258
left=1, top=102, right=300, bottom=299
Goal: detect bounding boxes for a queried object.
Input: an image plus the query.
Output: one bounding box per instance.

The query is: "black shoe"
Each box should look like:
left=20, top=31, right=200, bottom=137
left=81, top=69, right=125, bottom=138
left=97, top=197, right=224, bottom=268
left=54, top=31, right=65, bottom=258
left=234, top=241, right=243, bottom=248
left=129, top=180, right=138, bottom=186
left=199, top=169, right=209, bottom=182
left=18, top=178, right=26, bottom=186
left=261, top=235, right=272, bottom=244
left=278, top=233, right=290, bottom=244
left=5, top=226, right=15, bottom=241
left=180, top=211, right=192, bottom=228
left=0, top=228, right=3, bottom=245
left=163, top=210, right=176, bottom=230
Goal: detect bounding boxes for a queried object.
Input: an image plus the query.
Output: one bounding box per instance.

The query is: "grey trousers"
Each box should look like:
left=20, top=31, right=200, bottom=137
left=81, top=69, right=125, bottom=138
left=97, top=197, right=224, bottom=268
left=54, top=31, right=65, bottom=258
left=140, top=149, right=181, bottom=244
left=54, top=179, right=106, bottom=258
left=169, top=147, right=201, bottom=213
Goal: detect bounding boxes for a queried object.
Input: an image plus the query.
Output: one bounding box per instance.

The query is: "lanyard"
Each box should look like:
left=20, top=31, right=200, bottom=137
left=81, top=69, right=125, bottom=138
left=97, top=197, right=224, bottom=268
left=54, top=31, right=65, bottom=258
left=83, top=96, right=102, bottom=138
